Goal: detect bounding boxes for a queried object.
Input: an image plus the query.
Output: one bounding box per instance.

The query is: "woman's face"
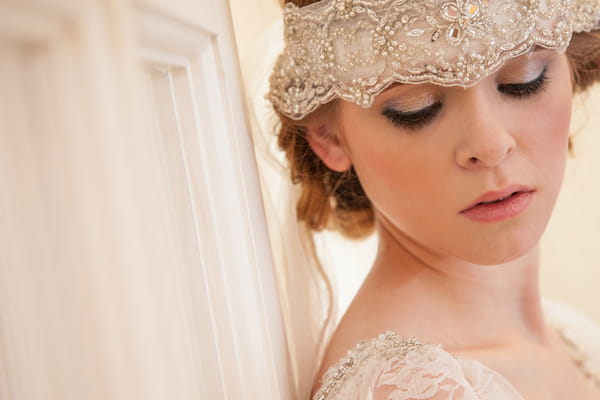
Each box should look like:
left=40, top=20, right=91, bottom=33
left=336, top=49, right=573, bottom=265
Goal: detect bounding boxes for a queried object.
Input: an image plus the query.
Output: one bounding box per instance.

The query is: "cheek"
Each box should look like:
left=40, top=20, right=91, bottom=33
left=349, top=133, right=448, bottom=230
left=526, top=83, right=572, bottom=172
left=340, top=104, right=458, bottom=234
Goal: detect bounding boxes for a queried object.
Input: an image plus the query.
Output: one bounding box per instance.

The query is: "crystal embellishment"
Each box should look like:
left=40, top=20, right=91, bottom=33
left=558, top=327, right=600, bottom=389
left=442, top=3, right=461, bottom=20
left=268, top=0, right=600, bottom=120
left=312, top=332, right=432, bottom=400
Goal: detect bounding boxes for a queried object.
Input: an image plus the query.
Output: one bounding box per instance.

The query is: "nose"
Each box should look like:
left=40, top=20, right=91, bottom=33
left=454, top=91, right=516, bottom=169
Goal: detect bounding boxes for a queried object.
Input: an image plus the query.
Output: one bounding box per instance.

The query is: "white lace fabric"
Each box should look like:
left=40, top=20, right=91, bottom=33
left=313, top=333, right=523, bottom=400
left=312, top=301, right=600, bottom=400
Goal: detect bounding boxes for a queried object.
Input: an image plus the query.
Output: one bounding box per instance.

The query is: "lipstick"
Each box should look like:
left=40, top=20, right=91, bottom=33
left=460, top=185, right=535, bottom=223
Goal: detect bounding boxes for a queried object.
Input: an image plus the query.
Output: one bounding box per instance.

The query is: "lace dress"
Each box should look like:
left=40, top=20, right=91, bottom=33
left=312, top=301, right=600, bottom=400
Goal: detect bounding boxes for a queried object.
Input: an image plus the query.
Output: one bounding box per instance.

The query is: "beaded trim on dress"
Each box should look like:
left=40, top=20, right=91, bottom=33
left=268, top=0, right=600, bottom=120
left=312, top=332, right=436, bottom=400
left=312, top=331, right=525, bottom=400
left=312, top=327, right=600, bottom=399
left=558, top=325, right=600, bottom=387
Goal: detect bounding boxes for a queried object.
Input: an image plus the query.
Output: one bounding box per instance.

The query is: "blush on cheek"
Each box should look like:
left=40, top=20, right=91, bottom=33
left=550, top=103, right=572, bottom=150
left=531, top=93, right=572, bottom=156
left=532, top=99, right=571, bottom=205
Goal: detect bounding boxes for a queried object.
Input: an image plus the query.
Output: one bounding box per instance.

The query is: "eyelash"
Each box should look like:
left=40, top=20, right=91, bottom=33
left=382, top=102, right=442, bottom=131
left=382, top=68, right=550, bottom=130
left=497, top=67, right=549, bottom=98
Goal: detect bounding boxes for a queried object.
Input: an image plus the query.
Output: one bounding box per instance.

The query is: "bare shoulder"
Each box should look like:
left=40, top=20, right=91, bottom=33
left=310, top=281, right=407, bottom=395
left=311, top=306, right=373, bottom=395
left=310, top=300, right=398, bottom=397
left=310, top=319, right=365, bottom=396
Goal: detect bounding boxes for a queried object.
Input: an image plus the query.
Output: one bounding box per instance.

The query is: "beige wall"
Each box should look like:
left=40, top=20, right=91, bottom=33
left=230, top=0, right=600, bottom=322
left=541, top=92, right=600, bottom=321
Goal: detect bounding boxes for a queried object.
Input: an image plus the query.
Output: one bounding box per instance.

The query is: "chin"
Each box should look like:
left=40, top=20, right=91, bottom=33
left=459, top=234, right=541, bottom=266
left=453, top=207, right=552, bottom=266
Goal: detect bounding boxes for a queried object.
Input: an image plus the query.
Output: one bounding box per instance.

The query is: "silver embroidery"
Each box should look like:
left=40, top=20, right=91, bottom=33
left=312, top=332, right=432, bottom=400
left=313, top=328, right=600, bottom=400
left=558, top=327, right=600, bottom=388
left=268, top=0, right=600, bottom=120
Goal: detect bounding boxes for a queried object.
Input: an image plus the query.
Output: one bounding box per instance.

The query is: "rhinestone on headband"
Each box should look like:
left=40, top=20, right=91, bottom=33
left=267, top=0, right=600, bottom=120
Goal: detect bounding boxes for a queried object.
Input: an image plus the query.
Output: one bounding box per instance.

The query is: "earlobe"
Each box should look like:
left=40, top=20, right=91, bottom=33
left=306, top=124, right=352, bottom=172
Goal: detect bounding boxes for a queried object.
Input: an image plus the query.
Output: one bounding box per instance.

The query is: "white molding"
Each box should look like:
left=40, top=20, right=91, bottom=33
left=136, top=0, right=223, bottom=36
left=135, top=3, right=293, bottom=398
left=0, top=0, right=292, bottom=398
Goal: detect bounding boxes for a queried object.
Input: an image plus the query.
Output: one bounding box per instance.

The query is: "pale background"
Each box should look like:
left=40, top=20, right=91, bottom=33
left=229, top=0, right=600, bottom=323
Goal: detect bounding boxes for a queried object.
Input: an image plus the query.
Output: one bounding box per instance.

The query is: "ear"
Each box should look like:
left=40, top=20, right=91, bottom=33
left=306, top=123, right=352, bottom=172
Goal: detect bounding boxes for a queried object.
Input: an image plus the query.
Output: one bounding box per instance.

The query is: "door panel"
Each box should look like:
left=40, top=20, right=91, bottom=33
left=0, top=0, right=291, bottom=398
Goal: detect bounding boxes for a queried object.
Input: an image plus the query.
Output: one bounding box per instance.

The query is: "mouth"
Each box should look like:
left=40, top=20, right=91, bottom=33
left=460, top=185, right=536, bottom=222
left=475, top=192, right=519, bottom=206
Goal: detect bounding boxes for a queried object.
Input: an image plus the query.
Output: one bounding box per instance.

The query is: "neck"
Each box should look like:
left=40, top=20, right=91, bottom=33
left=361, top=218, right=549, bottom=350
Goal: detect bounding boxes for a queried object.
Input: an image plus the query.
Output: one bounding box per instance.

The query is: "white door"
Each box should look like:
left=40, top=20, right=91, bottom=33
left=0, top=0, right=292, bottom=398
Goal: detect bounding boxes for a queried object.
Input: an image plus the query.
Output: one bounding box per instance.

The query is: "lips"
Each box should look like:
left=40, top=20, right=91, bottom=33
left=459, top=184, right=536, bottom=223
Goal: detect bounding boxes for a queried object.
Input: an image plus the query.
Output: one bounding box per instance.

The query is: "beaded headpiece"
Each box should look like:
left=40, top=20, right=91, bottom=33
left=268, top=0, right=600, bottom=120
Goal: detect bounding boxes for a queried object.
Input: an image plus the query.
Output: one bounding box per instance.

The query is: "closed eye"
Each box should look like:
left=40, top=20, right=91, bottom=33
left=497, top=67, right=549, bottom=98
left=381, top=67, right=548, bottom=130
left=382, top=102, right=442, bottom=130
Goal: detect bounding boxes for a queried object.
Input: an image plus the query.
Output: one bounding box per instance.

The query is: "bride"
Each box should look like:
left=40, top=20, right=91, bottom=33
left=266, top=0, right=600, bottom=398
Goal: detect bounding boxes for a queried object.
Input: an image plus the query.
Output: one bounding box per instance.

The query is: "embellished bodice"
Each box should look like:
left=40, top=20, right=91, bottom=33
left=312, top=301, right=600, bottom=400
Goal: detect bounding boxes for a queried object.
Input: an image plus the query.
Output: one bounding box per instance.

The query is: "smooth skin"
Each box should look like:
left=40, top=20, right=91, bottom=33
left=308, top=49, right=600, bottom=399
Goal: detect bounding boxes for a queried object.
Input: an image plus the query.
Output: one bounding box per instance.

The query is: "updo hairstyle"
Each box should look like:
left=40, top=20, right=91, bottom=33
left=276, top=0, right=600, bottom=239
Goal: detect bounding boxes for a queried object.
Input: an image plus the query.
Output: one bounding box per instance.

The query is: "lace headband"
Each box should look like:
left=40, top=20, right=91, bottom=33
left=267, top=0, right=600, bottom=120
